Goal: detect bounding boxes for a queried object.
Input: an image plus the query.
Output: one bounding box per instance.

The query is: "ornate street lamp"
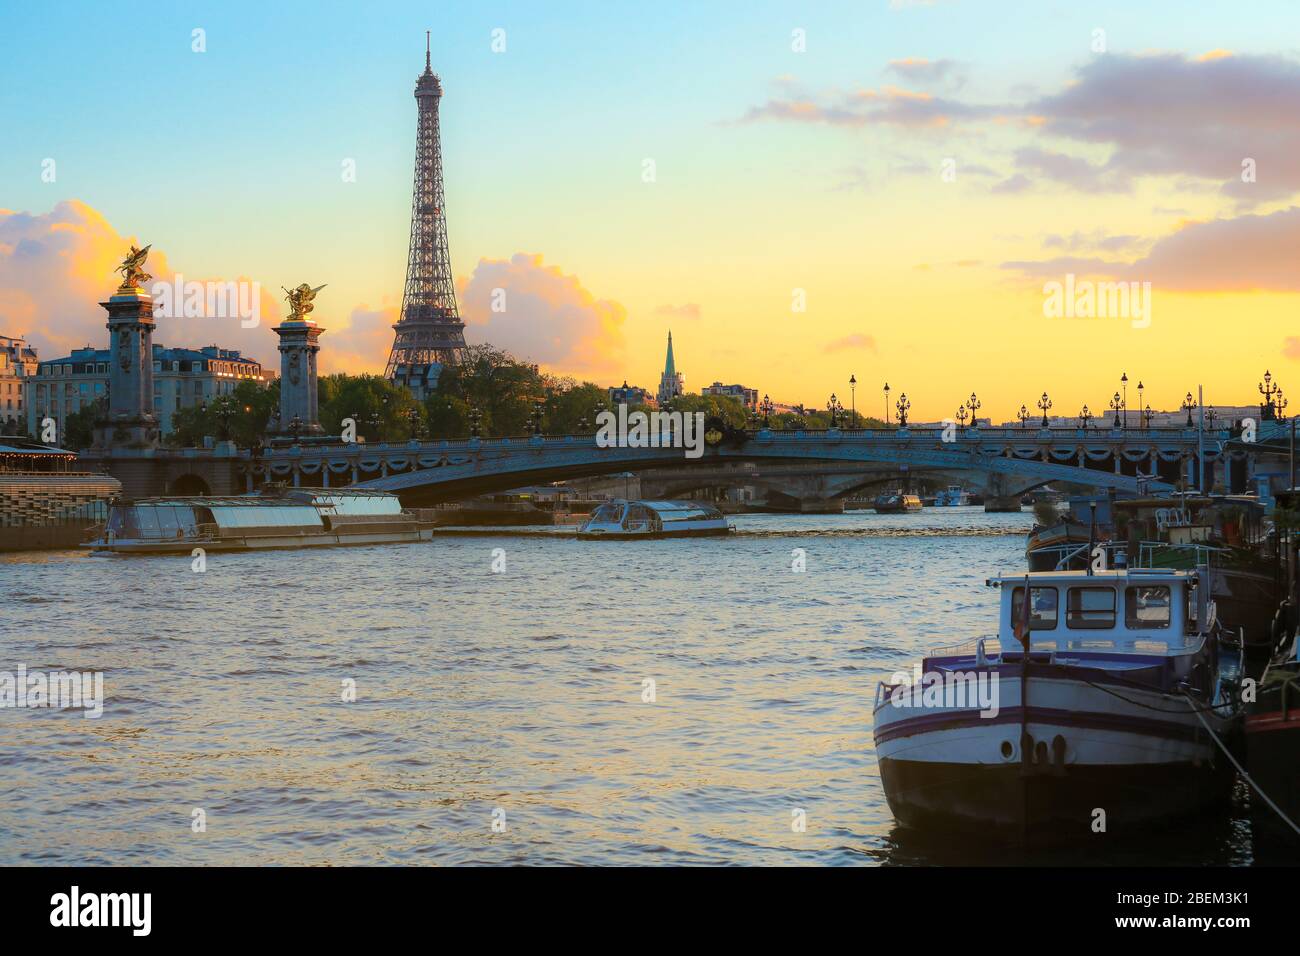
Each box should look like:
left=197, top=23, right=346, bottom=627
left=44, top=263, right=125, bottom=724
left=1182, top=392, right=1197, bottom=427
left=288, top=414, right=303, bottom=443
left=1018, top=404, right=1030, bottom=428
left=1136, top=380, right=1144, bottom=428
left=469, top=406, right=483, bottom=439
left=849, top=374, right=856, bottom=423
left=827, top=393, right=841, bottom=428
left=1276, top=389, right=1289, bottom=420
left=966, top=392, right=981, bottom=428
left=1142, top=404, right=1154, bottom=428
left=955, top=405, right=968, bottom=430
left=760, top=394, right=774, bottom=428
left=1078, top=405, right=1093, bottom=429
left=1120, top=372, right=1128, bottom=429
left=1260, top=370, right=1279, bottom=420
left=895, top=392, right=910, bottom=427
left=884, top=382, right=891, bottom=424
left=1109, top=392, right=1123, bottom=428
left=1037, top=392, right=1052, bottom=427
left=531, top=400, right=545, bottom=436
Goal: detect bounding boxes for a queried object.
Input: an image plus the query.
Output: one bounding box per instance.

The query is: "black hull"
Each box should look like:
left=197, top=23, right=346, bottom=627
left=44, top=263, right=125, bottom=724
left=1245, top=700, right=1300, bottom=850
left=879, top=757, right=1234, bottom=842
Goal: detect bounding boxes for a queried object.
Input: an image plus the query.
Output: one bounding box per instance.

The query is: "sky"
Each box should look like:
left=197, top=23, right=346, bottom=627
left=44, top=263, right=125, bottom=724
left=3, top=0, right=1300, bottom=421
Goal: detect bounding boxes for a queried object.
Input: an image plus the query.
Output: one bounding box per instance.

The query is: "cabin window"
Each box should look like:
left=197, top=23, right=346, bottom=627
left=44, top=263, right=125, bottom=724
left=1066, top=587, right=1116, bottom=629
left=1124, top=586, right=1171, bottom=629
left=591, top=504, right=621, bottom=523
left=1011, top=586, right=1058, bottom=630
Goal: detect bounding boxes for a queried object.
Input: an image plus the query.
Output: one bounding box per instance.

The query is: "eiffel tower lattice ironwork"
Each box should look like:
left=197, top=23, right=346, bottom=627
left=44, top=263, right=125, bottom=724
left=385, top=31, right=467, bottom=398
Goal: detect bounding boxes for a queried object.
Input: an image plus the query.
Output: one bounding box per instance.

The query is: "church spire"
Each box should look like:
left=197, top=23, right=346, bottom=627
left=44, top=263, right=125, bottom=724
left=657, top=330, right=683, bottom=406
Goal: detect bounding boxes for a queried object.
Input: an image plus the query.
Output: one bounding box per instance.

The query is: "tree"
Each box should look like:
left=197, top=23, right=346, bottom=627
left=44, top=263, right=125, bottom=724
left=63, top=401, right=103, bottom=451
left=318, top=374, right=423, bottom=442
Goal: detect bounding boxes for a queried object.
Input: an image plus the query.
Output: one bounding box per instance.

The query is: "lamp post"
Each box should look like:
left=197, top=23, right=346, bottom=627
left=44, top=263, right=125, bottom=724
left=1109, top=392, right=1123, bottom=428
left=760, top=394, right=774, bottom=428
left=884, top=382, right=891, bottom=424
left=827, top=393, right=841, bottom=428
left=895, top=392, right=910, bottom=427
left=1277, top=389, right=1289, bottom=420
left=849, top=374, right=856, bottom=425
left=1142, top=404, right=1154, bottom=428
left=1120, top=372, right=1128, bottom=429
left=1078, top=405, right=1093, bottom=430
left=955, top=405, right=968, bottom=430
left=1018, top=404, right=1029, bottom=428
left=1261, top=370, right=1279, bottom=420
left=966, top=392, right=981, bottom=428
left=1136, top=380, right=1144, bottom=429
left=469, top=406, right=482, bottom=439
left=1037, top=392, right=1052, bottom=427
left=1182, top=392, right=1197, bottom=427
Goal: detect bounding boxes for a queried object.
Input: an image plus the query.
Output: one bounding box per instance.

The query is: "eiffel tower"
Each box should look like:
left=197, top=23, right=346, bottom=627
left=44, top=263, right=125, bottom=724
left=385, top=32, right=467, bottom=399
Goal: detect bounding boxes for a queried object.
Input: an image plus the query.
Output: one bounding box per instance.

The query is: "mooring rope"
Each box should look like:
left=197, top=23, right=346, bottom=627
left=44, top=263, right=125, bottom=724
left=1182, top=691, right=1300, bottom=838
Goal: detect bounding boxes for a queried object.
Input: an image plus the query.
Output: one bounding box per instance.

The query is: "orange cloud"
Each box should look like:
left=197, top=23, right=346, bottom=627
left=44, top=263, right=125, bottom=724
left=457, top=253, right=626, bottom=379
left=0, top=199, right=280, bottom=367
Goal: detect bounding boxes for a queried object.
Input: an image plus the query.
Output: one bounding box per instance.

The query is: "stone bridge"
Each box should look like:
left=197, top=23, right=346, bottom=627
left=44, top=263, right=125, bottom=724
left=243, top=424, right=1250, bottom=509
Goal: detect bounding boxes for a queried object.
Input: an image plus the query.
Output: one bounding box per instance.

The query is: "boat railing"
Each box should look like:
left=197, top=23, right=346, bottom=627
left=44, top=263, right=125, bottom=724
left=624, top=519, right=652, bottom=533
left=926, top=636, right=1001, bottom=659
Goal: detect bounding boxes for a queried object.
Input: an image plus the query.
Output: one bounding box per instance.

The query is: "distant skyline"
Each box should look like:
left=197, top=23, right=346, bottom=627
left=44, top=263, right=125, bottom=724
left=4, top=1, right=1300, bottom=418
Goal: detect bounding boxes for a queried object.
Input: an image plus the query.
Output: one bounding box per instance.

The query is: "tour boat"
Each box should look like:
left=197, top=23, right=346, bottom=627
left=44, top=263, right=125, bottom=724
left=577, top=499, right=731, bottom=539
left=932, top=485, right=971, bottom=507
left=85, top=487, right=438, bottom=554
left=873, top=567, right=1241, bottom=840
left=873, top=492, right=923, bottom=514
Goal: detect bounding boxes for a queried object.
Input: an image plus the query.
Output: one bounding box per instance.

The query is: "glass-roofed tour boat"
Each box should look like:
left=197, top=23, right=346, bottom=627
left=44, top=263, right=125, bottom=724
left=873, top=567, right=1242, bottom=841
left=577, top=499, right=732, bottom=539
left=85, top=487, right=438, bottom=554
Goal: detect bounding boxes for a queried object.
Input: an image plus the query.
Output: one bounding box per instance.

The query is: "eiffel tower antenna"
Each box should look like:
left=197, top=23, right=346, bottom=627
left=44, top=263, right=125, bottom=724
left=385, top=32, right=467, bottom=399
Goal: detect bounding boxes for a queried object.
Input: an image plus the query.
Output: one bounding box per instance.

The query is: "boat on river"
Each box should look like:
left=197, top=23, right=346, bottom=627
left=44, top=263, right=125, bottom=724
left=1245, top=606, right=1300, bottom=848
left=84, top=487, right=438, bottom=554
left=577, top=499, right=731, bottom=539
left=873, top=492, right=922, bottom=514
left=873, top=567, right=1242, bottom=840
left=932, top=485, right=971, bottom=507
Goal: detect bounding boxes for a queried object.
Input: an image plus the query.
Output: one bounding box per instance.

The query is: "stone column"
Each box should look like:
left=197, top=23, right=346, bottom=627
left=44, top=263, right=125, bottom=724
left=94, top=286, right=159, bottom=448
left=273, top=317, right=325, bottom=435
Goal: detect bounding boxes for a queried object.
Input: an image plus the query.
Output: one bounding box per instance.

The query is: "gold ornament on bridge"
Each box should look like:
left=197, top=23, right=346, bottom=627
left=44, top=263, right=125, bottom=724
left=115, top=244, right=152, bottom=292
left=282, top=283, right=327, bottom=323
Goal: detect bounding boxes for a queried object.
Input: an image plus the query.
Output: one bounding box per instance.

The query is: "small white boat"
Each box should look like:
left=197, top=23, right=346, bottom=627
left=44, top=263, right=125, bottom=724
left=577, top=499, right=732, bottom=539
left=873, top=568, right=1240, bottom=840
left=932, top=484, right=971, bottom=507
left=84, top=487, right=438, bottom=554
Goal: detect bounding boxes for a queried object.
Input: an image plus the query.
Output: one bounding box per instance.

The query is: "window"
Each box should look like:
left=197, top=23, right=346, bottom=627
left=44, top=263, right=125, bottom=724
left=1067, top=587, right=1117, bottom=629
left=1011, top=586, right=1059, bottom=630
left=1125, top=586, right=1171, bottom=628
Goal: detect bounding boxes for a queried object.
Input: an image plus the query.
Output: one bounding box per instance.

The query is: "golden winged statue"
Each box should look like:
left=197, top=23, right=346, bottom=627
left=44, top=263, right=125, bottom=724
left=115, top=244, right=152, bottom=291
left=282, top=282, right=327, bottom=322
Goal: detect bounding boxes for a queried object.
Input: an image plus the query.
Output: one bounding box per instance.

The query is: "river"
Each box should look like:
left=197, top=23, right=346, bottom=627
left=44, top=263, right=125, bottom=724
left=0, top=507, right=1254, bottom=864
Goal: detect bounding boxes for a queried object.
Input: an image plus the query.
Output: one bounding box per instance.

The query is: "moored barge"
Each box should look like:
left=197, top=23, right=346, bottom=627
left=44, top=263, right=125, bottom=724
left=85, top=487, right=437, bottom=554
